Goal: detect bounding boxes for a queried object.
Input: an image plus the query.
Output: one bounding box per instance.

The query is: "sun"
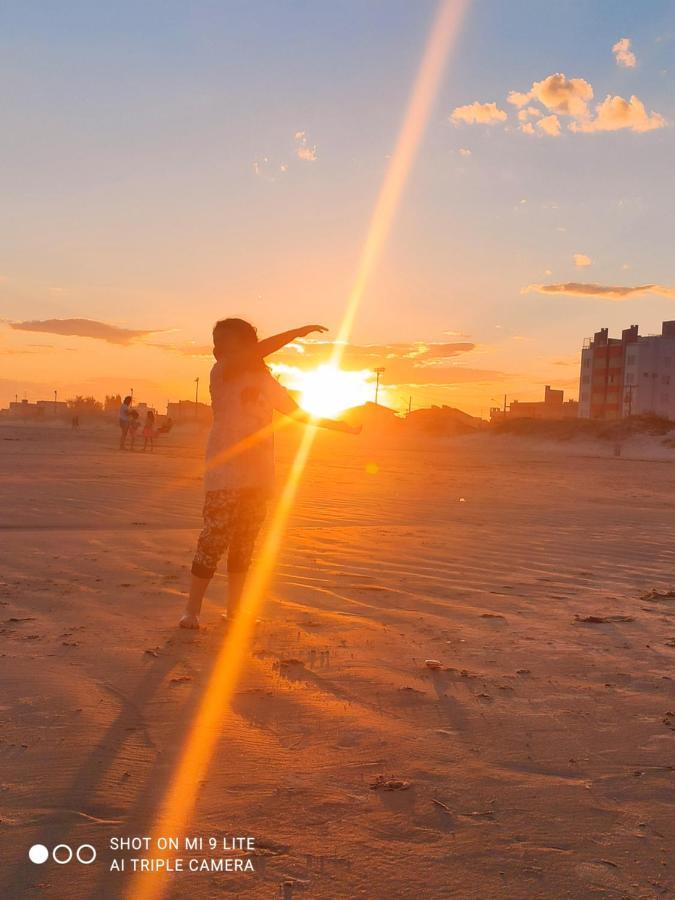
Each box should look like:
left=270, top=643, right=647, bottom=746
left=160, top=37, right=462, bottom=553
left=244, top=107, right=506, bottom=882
left=293, top=365, right=374, bottom=418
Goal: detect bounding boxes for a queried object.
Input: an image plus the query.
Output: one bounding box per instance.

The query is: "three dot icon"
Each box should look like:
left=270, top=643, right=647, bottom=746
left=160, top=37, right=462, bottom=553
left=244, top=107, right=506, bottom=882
left=29, top=843, right=96, bottom=865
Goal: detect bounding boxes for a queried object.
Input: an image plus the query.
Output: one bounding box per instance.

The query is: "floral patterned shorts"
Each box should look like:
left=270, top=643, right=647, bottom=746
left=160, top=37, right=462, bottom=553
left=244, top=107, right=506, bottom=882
left=191, top=488, right=268, bottom=579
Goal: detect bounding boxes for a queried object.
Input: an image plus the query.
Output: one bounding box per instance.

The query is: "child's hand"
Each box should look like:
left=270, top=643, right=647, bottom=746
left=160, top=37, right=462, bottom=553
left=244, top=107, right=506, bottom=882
left=295, top=324, right=328, bottom=338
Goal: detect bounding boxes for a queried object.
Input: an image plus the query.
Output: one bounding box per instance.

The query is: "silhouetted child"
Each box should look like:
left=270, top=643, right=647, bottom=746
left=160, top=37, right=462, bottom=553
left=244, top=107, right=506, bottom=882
left=179, top=318, right=359, bottom=629
left=129, top=410, right=140, bottom=450
left=142, top=410, right=155, bottom=452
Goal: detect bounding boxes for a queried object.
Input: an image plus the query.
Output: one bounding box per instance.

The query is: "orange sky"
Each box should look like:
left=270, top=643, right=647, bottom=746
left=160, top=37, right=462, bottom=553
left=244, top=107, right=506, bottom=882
left=1, top=1, right=673, bottom=417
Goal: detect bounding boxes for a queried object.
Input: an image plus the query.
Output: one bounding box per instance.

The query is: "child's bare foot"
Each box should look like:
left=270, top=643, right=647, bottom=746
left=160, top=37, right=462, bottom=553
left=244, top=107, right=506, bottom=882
left=179, top=613, right=200, bottom=629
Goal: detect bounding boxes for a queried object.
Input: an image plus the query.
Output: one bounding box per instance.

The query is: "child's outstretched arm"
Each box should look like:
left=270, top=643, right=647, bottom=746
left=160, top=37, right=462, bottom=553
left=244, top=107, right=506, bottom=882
left=257, top=324, right=328, bottom=358
left=274, top=390, right=361, bottom=435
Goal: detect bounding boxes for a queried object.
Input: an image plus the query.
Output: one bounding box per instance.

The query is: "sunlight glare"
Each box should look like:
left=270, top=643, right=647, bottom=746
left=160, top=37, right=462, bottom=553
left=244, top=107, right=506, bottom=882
left=296, top=365, right=375, bottom=417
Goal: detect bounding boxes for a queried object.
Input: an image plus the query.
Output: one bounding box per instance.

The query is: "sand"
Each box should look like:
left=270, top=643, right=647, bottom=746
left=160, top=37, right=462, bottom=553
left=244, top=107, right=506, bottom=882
left=0, top=421, right=673, bottom=899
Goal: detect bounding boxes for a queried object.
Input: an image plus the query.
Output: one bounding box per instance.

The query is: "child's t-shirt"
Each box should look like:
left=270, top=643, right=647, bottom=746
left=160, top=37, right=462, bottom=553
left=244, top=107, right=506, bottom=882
left=204, top=361, right=291, bottom=494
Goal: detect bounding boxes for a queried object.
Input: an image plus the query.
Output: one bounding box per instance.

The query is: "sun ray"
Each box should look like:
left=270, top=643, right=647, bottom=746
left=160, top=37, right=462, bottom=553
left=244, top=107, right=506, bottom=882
left=128, top=4, right=468, bottom=897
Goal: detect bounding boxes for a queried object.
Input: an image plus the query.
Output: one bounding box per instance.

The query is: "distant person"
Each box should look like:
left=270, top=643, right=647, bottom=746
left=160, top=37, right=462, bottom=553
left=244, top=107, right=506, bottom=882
left=119, top=396, right=132, bottom=449
left=180, top=318, right=359, bottom=629
left=142, top=410, right=155, bottom=452
left=128, top=409, right=141, bottom=450
left=71, top=415, right=80, bottom=430
left=157, top=416, right=173, bottom=435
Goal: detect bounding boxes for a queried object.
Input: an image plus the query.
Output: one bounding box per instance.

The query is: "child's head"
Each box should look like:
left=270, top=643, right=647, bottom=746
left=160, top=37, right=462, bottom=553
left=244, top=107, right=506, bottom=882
left=146, top=410, right=155, bottom=421
left=212, top=318, right=258, bottom=360
left=123, top=395, right=132, bottom=406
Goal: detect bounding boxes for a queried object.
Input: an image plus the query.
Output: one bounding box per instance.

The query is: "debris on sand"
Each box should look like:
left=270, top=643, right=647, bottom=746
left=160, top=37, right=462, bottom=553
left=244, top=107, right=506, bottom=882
left=280, top=658, right=304, bottom=668
left=642, top=589, right=675, bottom=603
left=574, top=614, right=635, bottom=624
left=425, top=659, right=443, bottom=669
left=370, top=775, right=411, bottom=791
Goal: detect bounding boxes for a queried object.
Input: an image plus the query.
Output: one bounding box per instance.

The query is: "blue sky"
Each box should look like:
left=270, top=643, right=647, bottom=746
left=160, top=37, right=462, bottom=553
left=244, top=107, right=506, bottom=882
left=1, top=0, right=674, bottom=413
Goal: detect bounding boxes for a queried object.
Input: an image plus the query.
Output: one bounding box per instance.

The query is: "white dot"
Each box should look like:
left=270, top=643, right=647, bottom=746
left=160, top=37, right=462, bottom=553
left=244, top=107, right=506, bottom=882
left=29, top=844, right=49, bottom=864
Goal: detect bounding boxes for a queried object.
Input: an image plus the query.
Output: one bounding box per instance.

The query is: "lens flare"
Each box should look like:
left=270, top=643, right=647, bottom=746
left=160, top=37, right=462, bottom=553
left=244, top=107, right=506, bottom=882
left=130, top=4, right=469, bottom=898
left=278, top=363, right=377, bottom=417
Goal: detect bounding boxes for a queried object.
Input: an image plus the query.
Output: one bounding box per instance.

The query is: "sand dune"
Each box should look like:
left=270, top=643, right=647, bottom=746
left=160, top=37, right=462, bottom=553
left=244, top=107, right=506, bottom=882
left=0, top=423, right=673, bottom=898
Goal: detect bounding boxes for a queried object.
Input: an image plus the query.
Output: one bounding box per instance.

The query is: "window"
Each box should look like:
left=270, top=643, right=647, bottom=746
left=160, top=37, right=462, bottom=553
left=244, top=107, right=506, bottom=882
left=662, top=375, right=671, bottom=386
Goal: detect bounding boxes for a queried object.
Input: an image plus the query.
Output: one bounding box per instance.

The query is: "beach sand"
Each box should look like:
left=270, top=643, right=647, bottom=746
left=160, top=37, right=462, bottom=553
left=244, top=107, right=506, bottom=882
left=0, top=422, right=673, bottom=899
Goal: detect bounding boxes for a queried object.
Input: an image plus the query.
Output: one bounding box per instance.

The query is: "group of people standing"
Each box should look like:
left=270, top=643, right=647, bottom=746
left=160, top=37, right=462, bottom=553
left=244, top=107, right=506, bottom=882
left=118, top=397, right=156, bottom=451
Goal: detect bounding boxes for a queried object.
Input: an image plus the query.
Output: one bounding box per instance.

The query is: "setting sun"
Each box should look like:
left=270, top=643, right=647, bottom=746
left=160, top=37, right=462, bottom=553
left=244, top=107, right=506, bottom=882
left=284, top=364, right=376, bottom=418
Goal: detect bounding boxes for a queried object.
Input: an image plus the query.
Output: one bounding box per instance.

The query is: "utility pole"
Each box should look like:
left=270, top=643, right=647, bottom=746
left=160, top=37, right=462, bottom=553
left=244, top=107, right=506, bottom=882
left=54, top=389, right=57, bottom=413
left=374, top=368, right=385, bottom=405
left=194, top=377, right=200, bottom=419
left=408, top=395, right=412, bottom=415
left=503, top=394, right=507, bottom=418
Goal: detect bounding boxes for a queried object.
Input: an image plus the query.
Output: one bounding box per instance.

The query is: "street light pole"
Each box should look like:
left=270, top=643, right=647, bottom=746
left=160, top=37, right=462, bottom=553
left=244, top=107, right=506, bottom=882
left=374, top=367, right=385, bottom=405
left=194, top=377, right=200, bottom=419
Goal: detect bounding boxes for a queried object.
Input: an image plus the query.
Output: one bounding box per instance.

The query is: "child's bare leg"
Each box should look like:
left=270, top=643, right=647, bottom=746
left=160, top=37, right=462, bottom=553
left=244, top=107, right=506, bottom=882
left=226, top=570, right=247, bottom=620
left=180, top=574, right=210, bottom=628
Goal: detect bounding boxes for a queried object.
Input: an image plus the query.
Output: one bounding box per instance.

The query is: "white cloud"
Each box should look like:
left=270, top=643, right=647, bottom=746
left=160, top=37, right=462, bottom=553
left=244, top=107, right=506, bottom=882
left=613, top=38, right=636, bottom=68
left=294, top=130, right=318, bottom=161
left=573, top=253, right=592, bottom=267
left=458, top=147, right=472, bottom=157
left=537, top=114, right=561, bottom=136
left=523, top=282, right=675, bottom=300
left=508, top=74, right=593, bottom=118
left=450, top=101, right=507, bottom=125
left=570, top=94, right=665, bottom=133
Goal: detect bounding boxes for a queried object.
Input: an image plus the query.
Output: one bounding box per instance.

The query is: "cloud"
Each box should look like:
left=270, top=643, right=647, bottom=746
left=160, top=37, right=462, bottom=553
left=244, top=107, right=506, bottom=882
left=294, top=130, right=318, bottom=161
left=570, top=94, right=665, bottom=133
left=253, top=156, right=289, bottom=181
left=537, top=114, right=561, bottom=136
left=573, top=253, right=592, bottom=267
left=523, top=282, right=675, bottom=300
left=508, top=74, right=593, bottom=118
left=613, top=37, right=636, bottom=68
left=458, top=147, right=472, bottom=157
left=10, top=318, right=162, bottom=344
left=450, top=101, right=507, bottom=125
left=454, top=70, right=666, bottom=140
left=268, top=338, right=478, bottom=386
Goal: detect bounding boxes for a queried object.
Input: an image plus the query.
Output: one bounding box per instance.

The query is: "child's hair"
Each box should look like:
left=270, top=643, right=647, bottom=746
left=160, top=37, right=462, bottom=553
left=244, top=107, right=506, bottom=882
left=146, top=410, right=155, bottom=422
left=212, top=317, right=267, bottom=380
left=123, top=395, right=132, bottom=405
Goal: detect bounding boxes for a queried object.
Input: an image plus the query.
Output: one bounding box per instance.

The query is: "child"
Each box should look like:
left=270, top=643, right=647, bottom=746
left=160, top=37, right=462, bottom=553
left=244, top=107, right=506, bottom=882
left=142, top=410, right=155, bottom=452
left=179, top=319, right=358, bottom=629
left=128, top=409, right=141, bottom=450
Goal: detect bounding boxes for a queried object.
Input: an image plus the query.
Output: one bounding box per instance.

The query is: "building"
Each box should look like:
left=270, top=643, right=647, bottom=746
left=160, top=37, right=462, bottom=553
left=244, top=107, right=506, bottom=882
left=578, top=320, right=675, bottom=420
left=490, top=386, right=578, bottom=423
left=166, top=400, right=212, bottom=423
left=3, top=399, right=69, bottom=420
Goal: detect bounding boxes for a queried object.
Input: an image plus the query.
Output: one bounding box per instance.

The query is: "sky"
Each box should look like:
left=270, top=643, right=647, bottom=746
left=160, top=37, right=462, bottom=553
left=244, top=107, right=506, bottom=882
left=1, top=0, right=674, bottom=417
